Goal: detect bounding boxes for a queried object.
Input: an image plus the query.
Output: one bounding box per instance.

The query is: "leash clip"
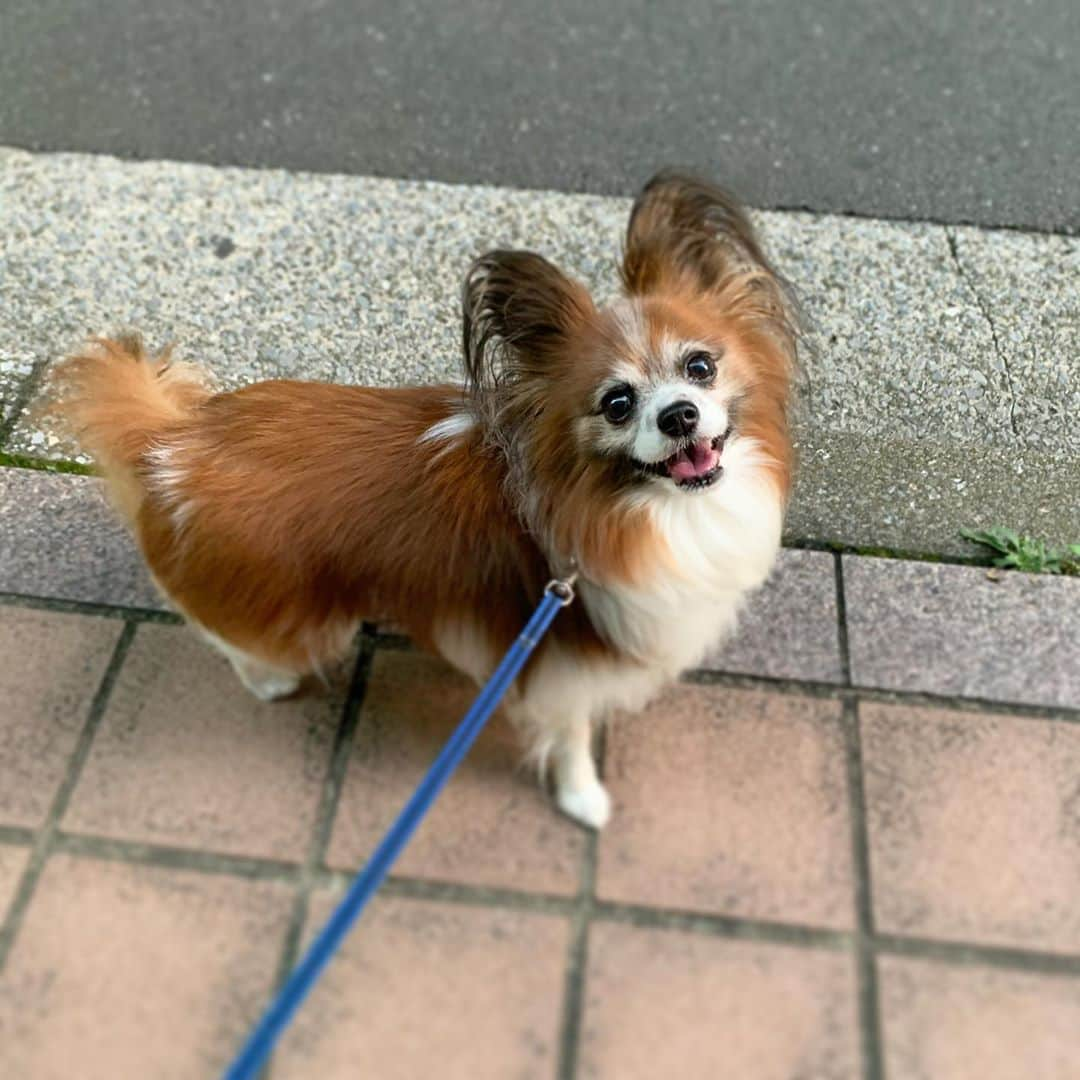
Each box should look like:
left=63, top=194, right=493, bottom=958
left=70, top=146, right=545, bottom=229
left=545, top=558, right=579, bottom=607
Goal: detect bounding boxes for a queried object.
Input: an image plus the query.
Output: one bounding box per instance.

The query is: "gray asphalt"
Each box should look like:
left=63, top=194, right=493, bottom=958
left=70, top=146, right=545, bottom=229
left=0, top=0, right=1077, bottom=233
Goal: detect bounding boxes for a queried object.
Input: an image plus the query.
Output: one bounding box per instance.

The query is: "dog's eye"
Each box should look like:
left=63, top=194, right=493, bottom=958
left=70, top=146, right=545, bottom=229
left=685, top=352, right=715, bottom=381
left=600, top=386, right=635, bottom=424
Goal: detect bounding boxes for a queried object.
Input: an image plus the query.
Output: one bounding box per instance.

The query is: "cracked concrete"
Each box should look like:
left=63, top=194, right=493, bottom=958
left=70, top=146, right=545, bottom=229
left=0, top=146, right=1077, bottom=555
left=947, top=230, right=1020, bottom=439
left=948, top=226, right=1080, bottom=456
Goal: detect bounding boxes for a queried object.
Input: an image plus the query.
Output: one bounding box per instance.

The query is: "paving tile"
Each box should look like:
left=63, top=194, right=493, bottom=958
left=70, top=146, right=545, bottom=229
left=844, top=556, right=1080, bottom=708
left=581, top=921, right=859, bottom=1079
left=0, top=854, right=292, bottom=1080
left=0, top=469, right=164, bottom=610
left=862, top=703, right=1080, bottom=952
left=0, top=607, right=121, bottom=828
left=879, top=954, right=1080, bottom=1080
left=0, top=844, right=30, bottom=917
left=596, top=684, right=854, bottom=929
left=327, top=651, right=585, bottom=895
left=274, top=892, right=568, bottom=1080
left=64, top=623, right=344, bottom=860
left=703, top=547, right=844, bottom=683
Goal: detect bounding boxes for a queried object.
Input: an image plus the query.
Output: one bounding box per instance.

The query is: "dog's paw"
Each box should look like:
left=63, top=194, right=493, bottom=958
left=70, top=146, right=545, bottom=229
left=243, top=672, right=302, bottom=702
left=557, top=780, right=612, bottom=830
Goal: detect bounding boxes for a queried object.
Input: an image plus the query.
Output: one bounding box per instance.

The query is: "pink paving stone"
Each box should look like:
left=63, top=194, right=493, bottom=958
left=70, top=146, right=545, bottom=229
left=327, top=651, right=585, bottom=895
left=580, top=921, right=860, bottom=1079
left=0, top=607, right=121, bottom=828
left=273, top=892, right=569, bottom=1080
left=0, top=844, right=30, bottom=917
left=879, top=954, right=1080, bottom=1080
left=63, top=623, right=345, bottom=860
left=597, top=684, right=855, bottom=928
left=0, top=854, right=293, bottom=1080
left=862, top=702, right=1080, bottom=952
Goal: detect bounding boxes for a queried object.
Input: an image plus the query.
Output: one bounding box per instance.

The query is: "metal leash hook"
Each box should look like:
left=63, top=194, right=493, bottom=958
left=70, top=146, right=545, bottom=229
left=545, top=573, right=577, bottom=607
left=223, top=570, right=577, bottom=1080
left=546, top=555, right=579, bottom=606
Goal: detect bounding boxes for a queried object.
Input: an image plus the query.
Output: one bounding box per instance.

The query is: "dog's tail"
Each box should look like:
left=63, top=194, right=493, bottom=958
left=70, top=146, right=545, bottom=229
left=39, top=335, right=212, bottom=522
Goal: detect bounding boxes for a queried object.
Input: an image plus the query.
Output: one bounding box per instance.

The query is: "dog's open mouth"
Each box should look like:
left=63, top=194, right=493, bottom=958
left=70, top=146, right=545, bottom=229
left=637, top=433, right=727, bottom=490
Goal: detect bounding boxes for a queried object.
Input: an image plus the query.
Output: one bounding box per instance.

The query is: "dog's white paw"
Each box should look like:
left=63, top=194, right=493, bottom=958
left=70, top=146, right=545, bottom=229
left=557, top=781, right=612, bottom=830
left=242, top=672, right=302, bottom=702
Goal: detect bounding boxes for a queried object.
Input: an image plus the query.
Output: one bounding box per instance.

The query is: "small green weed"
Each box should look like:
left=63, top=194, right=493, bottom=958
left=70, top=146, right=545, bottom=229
left=960, top=526, right=1080, bottom=576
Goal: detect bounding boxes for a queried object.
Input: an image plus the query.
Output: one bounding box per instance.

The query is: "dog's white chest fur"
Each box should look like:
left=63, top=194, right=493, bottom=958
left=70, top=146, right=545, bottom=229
left=580, top=452, right=783, bottom=677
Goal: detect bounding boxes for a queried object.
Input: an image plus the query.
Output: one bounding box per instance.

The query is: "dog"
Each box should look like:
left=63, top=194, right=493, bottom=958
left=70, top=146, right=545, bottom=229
left=43, top=172, right=798, bottom=829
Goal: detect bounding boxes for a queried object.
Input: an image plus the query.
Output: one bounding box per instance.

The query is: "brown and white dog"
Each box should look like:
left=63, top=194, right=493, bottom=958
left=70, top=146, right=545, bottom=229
left=44, top=172, right=798, bottom=829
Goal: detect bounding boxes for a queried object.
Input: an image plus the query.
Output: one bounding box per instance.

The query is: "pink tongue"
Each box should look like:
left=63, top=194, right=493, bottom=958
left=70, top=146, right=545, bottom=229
left=667, top=441, right=720, bottom=482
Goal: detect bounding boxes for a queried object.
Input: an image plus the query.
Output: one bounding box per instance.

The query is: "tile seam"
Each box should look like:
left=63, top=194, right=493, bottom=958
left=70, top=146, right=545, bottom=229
left=0, top=620, right=136, bottom=971
left=6, top=587, right=1077, bottom=719
left=6, top=823, right=1080, bottom=976
left=261, top=626, right=378, bottom=1080
left=834, top=552, right=854, bottom=686
left=844, top=699, right=885, bottom=1080
left=555, top=727, right=606, bottom=1080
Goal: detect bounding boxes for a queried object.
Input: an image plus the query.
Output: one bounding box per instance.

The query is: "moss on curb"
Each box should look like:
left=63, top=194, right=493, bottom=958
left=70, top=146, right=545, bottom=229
left=0, top=450, right=94, bottom=476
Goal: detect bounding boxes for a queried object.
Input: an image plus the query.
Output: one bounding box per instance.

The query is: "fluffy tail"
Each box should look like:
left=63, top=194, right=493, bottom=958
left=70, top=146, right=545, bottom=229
left=39, top=334, right=212, bottom=521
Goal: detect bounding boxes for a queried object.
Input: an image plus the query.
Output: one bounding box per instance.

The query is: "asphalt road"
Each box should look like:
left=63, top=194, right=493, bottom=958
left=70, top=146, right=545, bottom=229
left=0, top=0, right=1077, bottom=232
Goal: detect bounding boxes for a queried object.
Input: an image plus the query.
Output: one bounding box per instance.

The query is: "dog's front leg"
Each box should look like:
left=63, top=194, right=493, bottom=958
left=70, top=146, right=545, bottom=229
left=509, top=697, right=610, bottom=830
left=551, top=709, right=611, bottom=830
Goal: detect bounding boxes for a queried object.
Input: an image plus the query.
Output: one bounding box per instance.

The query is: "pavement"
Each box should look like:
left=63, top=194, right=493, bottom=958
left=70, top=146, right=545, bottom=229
left=2, top=4, right=1080, bottom=1077
left=2, top=546, right=1080, bottom=1078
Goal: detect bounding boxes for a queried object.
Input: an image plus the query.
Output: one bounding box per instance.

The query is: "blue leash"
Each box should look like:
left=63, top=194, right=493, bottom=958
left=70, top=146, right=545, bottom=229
left=223, top=574, right=577, bottom=1080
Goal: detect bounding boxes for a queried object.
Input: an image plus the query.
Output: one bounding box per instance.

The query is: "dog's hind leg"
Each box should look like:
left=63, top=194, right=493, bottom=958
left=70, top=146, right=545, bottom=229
left=203, top=630, right=303, bottom=701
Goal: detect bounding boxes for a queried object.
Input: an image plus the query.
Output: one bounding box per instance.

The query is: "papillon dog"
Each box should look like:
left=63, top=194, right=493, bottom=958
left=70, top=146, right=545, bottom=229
left=44, top=172, right=798, bottom=829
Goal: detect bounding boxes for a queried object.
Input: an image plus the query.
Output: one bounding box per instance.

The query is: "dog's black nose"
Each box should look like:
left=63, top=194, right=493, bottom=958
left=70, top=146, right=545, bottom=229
left=657, top=400, right=699, bottom=438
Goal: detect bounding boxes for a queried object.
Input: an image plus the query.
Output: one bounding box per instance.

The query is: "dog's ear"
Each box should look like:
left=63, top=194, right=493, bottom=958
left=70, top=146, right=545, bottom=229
left=621, top=170, right=778, bottom=296
left=462, top=250, right=595, bottom=395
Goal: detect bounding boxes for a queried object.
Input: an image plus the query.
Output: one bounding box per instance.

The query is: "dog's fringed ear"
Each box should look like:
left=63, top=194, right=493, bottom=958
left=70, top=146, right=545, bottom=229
left=621, top=170, right=781, bottom=297
left=462, top=250, right=595, bottom=397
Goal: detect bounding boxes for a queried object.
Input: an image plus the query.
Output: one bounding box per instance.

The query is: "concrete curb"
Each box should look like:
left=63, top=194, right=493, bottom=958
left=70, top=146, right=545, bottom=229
left=2, top=146, right=1077, bottom=555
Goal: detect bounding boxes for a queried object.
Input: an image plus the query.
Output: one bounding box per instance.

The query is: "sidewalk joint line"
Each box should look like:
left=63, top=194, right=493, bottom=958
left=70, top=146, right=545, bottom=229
left=784, top=535, right=997, bottom=569
left=834, top=551, right=853, bottom=686
left=0, top=590, right=179, bottom=624
left=368, top=875, right=578, bottom=916
left=52, top=831, right=303, bottom=882
left=263, top=625, right=378, bottom=1078
left=0, top=621, right=136, bottom=972
left=872, top=932, right=1080, bottom=976
left=556, top=727, right=605, bottom=1080
left=682, top=668, right=1080, bottom=725
left=5, top=586, right=1075, bottom=722
left=9, top=819, right=1080, bottom=978
left=590, top=902, right=852, bottom=950
left=844, top=699, right=885, bottom=1080
left=0, top=825, right=36, bottom=848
